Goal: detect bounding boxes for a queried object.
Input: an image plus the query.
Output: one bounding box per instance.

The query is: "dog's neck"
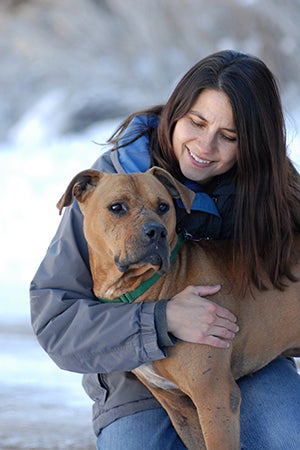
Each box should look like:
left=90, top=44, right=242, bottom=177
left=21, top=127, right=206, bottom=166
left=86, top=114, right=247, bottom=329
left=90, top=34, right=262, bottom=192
left=91, top=234, right=184, bottom=302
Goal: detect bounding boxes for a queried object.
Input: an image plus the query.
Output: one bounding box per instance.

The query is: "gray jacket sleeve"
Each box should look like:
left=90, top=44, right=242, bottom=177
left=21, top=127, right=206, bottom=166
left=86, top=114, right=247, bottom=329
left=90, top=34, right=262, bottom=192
left=30, top=150, right=166, bottom=374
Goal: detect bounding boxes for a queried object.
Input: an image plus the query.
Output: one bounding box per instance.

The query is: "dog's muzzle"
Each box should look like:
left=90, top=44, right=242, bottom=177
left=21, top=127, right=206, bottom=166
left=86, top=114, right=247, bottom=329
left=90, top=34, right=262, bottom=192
left=115, top=221, right=170, bottom=274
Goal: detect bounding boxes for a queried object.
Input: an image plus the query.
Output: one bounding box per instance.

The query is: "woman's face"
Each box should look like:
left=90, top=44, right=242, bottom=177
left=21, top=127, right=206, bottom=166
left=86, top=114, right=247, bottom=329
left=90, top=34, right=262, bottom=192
left=172, top=89, right=238, bottom=184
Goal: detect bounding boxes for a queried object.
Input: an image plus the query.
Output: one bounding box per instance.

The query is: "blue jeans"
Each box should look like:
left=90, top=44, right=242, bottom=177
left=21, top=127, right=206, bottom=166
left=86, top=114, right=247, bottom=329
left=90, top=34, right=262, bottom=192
left=96, top=358, right=300, bottom=450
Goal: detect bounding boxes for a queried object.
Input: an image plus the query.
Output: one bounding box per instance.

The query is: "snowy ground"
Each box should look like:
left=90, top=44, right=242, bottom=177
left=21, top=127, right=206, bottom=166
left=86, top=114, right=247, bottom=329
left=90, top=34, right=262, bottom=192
left=0, top=104, right=299, bottom=449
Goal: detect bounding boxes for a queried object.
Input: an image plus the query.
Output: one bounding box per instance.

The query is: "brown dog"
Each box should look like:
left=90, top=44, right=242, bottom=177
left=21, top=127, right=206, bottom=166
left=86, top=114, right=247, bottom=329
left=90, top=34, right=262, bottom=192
left=57, top=167, right=300, bottom=450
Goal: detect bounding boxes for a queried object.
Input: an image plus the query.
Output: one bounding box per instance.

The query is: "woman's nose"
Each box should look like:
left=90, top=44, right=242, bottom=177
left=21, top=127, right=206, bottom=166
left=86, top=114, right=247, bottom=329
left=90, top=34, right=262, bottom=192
left=196, top=133, right=216, bottom=154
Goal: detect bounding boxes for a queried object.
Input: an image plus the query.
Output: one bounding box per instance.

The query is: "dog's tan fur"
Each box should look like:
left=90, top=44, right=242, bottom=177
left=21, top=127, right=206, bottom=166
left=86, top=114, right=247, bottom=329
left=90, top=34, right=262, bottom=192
left=58, top=167, right=300, bottom=450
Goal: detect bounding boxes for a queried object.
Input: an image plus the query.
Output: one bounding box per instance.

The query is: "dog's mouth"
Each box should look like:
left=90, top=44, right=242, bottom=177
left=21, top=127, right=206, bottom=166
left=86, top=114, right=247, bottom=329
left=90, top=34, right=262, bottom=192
left=115, top=247, right=169, bottom=275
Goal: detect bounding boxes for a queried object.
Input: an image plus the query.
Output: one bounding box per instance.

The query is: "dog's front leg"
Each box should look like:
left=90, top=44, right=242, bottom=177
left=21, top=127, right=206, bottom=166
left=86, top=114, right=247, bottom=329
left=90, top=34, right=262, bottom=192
left=192, top=372, right=241, bottom=450
left=154, top=342, right=241, bottom=450
left=133, top=374, right=206, bottom=449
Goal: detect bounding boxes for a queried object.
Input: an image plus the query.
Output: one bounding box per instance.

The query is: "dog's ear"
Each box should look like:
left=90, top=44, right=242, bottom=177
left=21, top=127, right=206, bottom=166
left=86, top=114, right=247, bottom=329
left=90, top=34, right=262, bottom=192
left=148, top=166, right=195, bottom=213
left=56, top=169, right=103, bottom=215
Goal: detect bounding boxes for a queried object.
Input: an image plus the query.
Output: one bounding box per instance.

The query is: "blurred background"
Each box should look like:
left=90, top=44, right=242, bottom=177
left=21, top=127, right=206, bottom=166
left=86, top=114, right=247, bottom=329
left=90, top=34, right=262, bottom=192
left=1, top=1, right=299, bottom=449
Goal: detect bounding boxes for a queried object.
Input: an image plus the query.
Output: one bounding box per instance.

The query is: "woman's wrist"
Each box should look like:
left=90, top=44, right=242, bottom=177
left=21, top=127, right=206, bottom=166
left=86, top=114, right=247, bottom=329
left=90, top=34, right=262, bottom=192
left=154, top=299, right=177, bottom=348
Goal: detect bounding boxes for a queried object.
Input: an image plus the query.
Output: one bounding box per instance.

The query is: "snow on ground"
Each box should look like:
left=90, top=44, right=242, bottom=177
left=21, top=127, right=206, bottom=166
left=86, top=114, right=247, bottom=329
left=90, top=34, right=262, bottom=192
left=0, top=102, right=299, bottom=449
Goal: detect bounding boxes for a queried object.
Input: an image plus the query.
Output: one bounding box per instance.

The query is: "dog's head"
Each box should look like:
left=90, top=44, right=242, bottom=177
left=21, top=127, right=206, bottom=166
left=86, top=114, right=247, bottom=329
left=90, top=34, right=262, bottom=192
left=57, top=167, right=195, bottom=277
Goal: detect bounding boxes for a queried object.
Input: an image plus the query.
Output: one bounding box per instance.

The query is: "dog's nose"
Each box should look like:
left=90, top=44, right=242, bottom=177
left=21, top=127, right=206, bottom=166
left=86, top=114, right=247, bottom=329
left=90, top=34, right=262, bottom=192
left=143, top=221, right=167, bottom=243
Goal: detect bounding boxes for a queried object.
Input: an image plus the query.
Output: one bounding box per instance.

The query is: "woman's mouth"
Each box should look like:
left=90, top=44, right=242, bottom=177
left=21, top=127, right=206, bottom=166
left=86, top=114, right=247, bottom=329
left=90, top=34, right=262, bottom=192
left=187, top=147, right=212, bottom=165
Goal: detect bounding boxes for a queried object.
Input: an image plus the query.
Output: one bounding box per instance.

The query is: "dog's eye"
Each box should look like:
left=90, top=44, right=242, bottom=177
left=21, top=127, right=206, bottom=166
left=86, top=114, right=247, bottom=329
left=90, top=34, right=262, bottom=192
left=109, top=203, right=126, bottom=214
left=157, top=202, right=170, bottom=215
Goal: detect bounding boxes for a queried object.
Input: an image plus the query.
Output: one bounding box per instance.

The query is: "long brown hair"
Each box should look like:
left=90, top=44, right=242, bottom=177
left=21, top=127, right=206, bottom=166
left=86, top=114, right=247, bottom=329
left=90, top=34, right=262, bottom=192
left=108, top=50, right=300, bottom=291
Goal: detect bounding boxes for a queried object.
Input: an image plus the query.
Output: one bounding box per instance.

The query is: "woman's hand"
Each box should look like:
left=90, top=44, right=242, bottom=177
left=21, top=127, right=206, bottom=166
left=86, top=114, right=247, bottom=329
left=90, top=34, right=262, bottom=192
left=166, top=285, right=239, bottom=348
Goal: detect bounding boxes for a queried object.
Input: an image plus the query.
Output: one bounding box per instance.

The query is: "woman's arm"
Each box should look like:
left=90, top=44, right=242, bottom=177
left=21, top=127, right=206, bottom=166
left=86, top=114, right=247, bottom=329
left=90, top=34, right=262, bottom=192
left=30, top=145, right=238, bottom=376
left=30, top=198, right=237, bottom=375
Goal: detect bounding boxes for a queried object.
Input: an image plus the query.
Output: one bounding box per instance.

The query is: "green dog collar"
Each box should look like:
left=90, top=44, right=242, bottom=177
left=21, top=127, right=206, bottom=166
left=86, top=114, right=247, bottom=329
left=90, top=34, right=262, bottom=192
left=97, top=233, right=184, bottom=304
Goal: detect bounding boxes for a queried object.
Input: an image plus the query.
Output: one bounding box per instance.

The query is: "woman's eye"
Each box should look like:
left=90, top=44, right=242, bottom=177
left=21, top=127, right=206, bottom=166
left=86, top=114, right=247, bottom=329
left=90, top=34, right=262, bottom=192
left=191, top=119, right=204, bottom=128
left=109, top=203, right=126, bottom=214
left=222, top=134, right=237, bottom=142
left=157, top=203, right=170, bottom=214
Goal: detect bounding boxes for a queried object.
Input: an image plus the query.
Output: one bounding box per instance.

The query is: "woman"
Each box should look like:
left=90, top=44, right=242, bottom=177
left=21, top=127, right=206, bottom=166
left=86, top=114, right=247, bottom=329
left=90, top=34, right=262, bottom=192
left=30, top=50, right=300, bottom=449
